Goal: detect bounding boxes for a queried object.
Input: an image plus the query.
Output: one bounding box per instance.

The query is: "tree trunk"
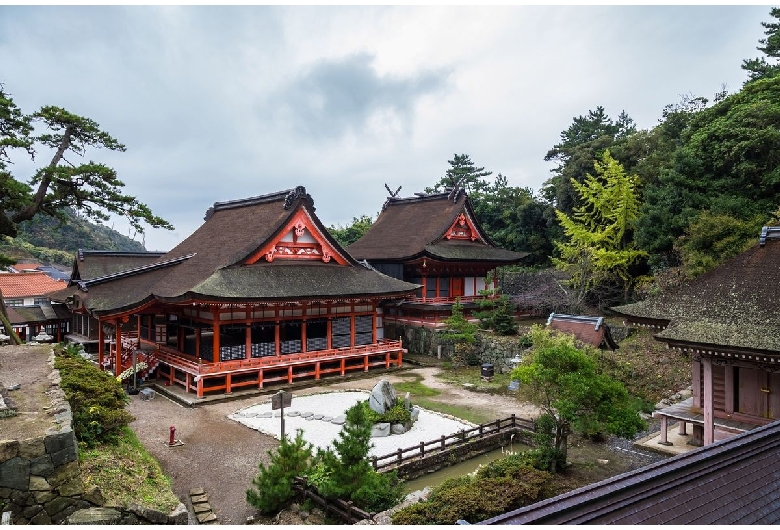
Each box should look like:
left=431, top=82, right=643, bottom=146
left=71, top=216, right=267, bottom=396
left=554, top=422, right=570, bottom=473
left=0, top=288, right=23, bottom=345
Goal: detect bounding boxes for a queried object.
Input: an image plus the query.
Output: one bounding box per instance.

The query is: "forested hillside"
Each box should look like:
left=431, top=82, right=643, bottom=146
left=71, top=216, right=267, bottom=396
left=334, top=8, right=780, bottom=309
left=1, top=208, right=146, bottom=266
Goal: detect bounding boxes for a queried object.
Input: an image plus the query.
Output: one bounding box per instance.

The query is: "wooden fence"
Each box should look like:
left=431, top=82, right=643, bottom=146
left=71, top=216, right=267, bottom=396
left=370, top=414, right=535, bottom=472
left=291, top=477, right=373, bottom=524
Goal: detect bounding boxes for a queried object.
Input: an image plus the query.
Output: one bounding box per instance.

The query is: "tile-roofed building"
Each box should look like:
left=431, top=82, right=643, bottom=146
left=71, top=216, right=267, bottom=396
left=56, top=186, right=420, bottom=397
left=479, top=418, right=780, bottom=525
left=610, top=226, right=780, bottom=447
left=547, top=313, right=618, bottom=350
left=347, top=188, right=528, bottom=327
left=0, top=272, right=70, bottom=342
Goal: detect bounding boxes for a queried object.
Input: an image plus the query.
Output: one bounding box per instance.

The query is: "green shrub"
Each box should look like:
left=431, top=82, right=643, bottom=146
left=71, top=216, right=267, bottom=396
left=361, top=399, right=411, bottom=426
left=392, top=462, right=552, bottom=525
left=246, top=429, right=313, bottom=514
left=54, top=347, right=134, bottom=448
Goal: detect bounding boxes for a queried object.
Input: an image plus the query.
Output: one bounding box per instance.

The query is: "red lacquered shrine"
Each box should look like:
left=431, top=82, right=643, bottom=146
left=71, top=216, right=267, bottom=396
left=347, top=188, right=527, bottom=327
left=51, top=187, right=419, bottom=397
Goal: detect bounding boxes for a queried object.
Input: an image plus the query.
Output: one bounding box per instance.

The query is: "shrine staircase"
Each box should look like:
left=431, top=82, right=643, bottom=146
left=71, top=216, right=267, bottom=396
left=109, top=332, right=162, bottom=385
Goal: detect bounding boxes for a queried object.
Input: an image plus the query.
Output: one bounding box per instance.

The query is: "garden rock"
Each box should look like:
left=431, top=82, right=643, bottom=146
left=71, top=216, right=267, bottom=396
left=369, top=380, right=397, bottom=414
left=371, top=422, right=390, bottom=438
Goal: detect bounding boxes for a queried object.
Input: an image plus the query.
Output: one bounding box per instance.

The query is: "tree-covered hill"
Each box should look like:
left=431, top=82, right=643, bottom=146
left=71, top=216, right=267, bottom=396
left=1, top=208, right=147, bottom=266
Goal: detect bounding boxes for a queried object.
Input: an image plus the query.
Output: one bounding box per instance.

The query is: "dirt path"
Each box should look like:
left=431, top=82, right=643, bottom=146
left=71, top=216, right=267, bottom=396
left=126, top=366, right=541, bottom=524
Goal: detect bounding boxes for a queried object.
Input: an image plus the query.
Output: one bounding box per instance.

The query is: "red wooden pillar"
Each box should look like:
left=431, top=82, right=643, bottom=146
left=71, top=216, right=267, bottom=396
left=275, top=323, right=280, bottom=356
left=115, top=323, right=122, bottom=377
left=703, top=356, right=714, bottom=445
left=422, top=275, right=427, bottom=301
left=98, top=322, right=104, bottom=369
left=245, top=325, right=252, bottom=360
left=257, top=369, right=264, bottom=389
left=196, top=377, right=203, bottom=398
left=301, top=320, right=307, bottom=353
left=692, top=358, right=702, bottom=408
left=327, top=319, right=332, bottom=350
left=226, top=373, right=232, bottom=394
left=213, top=318, right=220, bottom=364
left=315, top=361, right=321, bottom=380
left=372, top=305, right=377, bottom=343
left=185, top=373, right=191, bottom=394
left=350, top=315, right=356, bottom=348
left=196, top=329, right=201, bottom=360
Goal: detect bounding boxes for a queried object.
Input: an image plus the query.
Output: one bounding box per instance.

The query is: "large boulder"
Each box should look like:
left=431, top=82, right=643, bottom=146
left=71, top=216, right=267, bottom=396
left=368, top=380, right=397, bottom=415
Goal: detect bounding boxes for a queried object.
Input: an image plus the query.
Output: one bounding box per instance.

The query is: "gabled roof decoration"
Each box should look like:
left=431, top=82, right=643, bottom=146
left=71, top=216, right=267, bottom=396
left=203, top=186, right=314, bottom=221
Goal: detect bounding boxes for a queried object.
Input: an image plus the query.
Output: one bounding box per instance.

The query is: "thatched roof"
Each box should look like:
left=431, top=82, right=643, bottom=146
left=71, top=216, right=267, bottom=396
left=347, top=190, right=527, bottom=263
left=610, top=228, right=780, bottom=354
left=65, top=187, right=419, bottom=317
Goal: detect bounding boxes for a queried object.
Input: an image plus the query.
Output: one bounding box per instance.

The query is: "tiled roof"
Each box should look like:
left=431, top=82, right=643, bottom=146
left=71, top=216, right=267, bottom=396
left=479, top=419, right=780, bottom=525
left=610, top=231, right=780, bottom=354
left=0, top=272, right=65, bottom=298
left=67, top=187, right=419, bottom=317
left=7, top=304, right=71, bottom=325
left=347, top=191, right=527, bottom=263
left=547, top=313, right=617, bottom=350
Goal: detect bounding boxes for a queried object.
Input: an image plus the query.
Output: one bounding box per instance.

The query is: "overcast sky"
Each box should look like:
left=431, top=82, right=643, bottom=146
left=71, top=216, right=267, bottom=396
left=0, top=5, right=773, bottom=252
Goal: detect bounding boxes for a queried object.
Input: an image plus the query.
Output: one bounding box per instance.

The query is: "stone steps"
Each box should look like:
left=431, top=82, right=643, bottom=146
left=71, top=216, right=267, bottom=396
left=189, top=488, right=217, bottom=524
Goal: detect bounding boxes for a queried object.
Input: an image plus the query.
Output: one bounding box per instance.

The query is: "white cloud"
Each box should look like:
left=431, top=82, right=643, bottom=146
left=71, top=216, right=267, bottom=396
left=0, top=5, right=772, bottom=251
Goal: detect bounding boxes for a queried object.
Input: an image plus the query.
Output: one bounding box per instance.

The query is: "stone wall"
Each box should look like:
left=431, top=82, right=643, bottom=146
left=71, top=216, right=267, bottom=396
left=386, top=322, right=530, bottom=372
left=0, top=349, right=187, bottom=525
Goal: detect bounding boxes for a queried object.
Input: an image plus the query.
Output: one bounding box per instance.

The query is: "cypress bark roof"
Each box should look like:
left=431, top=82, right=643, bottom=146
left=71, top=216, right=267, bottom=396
left=347, top=190, right=528, bottom=263
left=71, top=250, right=166, bottom=281
left=62, top=187, right=419, bottom=317
left=479, top=419, right=780, bottom=525
left=610, top=230, right=780, bottom=354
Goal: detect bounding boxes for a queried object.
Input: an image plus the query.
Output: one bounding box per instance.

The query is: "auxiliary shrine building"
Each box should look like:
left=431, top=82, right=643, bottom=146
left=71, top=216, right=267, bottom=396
left=52, top=187, right=419, bottom=398
left=347, top=188, right=527, bottom=327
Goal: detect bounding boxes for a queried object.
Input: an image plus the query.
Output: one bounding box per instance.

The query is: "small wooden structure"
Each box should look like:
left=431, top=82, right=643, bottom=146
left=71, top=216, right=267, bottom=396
left=51, top=187, right=419, bottom=397
left=347, top=188, right=527, bottom=327
left=547, top=313, right=618, bottom=350
left=610, top=226, right=780, bottom=446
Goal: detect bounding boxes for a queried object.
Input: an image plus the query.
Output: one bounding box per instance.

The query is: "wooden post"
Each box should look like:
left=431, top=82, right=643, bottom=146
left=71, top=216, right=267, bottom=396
left=419, top=441, right=425, bottom=457
left=703, top=356, right=714, bottom=445
left=186, top=373, right=191, bottom=394
left=213, top=317, right=220, bottom=363
left=275, top=323, right=280, bottom=357
left=98, top=322, right=104, bottom=369
left=724, top=365, right=734, bottom=414
left=440, top=435, right=445, bottom=449
left=245, top=324, right=252, bottom=360
left=678, top=421, right=688, bottom=436
left=115, top=323, right=122, bottom=377
left=226, top=373, right=232, bottom=395
left=658, top=415, right=671, bottom=445
left=397, top=448, right=402, bottom=463
left=301, top=320, right=307, bottom=354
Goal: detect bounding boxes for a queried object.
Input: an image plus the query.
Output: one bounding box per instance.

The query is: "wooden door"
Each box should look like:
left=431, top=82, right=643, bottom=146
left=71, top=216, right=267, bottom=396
left=760, top=371, right=780, bottom=419
left=451, top=277, right=464, bottom=298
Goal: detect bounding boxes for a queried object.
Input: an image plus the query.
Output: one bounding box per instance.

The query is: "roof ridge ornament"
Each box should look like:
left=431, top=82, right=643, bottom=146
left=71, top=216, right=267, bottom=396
left=284, top=186, right=312, bottom=210
left=382, top=183, right=402, bottom=211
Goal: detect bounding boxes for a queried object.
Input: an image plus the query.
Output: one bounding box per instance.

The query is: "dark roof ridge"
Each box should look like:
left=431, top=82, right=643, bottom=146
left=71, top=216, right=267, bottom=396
left=78, top=249, right=165, bottom=261
left=204, top=186, right=314, bottom=220
left=75, top=253, right=196, bottom=291
left=383, top=188, right=466, bottom=209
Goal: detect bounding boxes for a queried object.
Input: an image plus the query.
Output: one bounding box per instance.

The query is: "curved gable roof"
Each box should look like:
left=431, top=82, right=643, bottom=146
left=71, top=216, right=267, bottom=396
left=347, top=190, right=526, bottom=263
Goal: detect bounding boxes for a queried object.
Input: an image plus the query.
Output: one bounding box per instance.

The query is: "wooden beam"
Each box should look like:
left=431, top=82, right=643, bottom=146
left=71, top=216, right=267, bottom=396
left=703, top=356, right=714, bottom=445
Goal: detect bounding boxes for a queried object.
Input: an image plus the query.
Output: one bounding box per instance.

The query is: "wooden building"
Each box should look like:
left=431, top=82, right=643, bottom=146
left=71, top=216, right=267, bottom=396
left=347, top=188, right=527, bottom=327
left=546, top=313, right=618, bottom=350
left=479, top=419, right=780, bottom=525
left=610, top=226, right=780, bottom=447
left=0, top=271, right=70, bottom=341
left=51, top=187, right=419, bottom=397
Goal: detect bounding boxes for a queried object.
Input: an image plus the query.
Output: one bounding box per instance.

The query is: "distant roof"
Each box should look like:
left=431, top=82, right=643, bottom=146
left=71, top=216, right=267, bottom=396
left=479, top=419, right=780, bottom=525
left=64, top=186, right=419, bottom=317
left=347, top=190, right=528, bottom=263
left=72, top=250, right=166, bottom=281
left=8, top=261, right=42, bottom=273
left=547, top=313, right=618, bottom=350
left=610, top=227, right=780, bottom=355
left=0, top=272, right=65, bottom=298
left=7, top=304, right=71, bottom=325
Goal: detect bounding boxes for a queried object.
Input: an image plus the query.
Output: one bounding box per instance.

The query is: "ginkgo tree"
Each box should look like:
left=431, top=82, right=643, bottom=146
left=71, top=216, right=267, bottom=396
left=552, top=150, right=647, bottom=306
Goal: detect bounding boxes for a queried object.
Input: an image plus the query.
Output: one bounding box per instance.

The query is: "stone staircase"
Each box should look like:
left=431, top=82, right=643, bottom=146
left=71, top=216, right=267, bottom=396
left=189, top=488, right=217, bottom=524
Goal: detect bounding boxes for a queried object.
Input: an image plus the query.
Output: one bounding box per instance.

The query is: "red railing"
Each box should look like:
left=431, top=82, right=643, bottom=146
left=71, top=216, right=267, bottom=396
left=151, top=338, right=405, bottom=376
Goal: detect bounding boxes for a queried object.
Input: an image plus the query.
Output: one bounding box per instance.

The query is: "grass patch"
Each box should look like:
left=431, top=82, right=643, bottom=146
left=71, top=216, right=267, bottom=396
left=79, top=426, right=180, bottom=513
left=435, top=366, right=515, bottom=394
left=393, top=374, right=442, bottom=397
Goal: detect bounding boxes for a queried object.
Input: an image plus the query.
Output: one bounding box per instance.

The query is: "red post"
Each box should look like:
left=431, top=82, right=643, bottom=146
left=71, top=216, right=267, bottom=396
left=169, top=426, right=176, bottom=445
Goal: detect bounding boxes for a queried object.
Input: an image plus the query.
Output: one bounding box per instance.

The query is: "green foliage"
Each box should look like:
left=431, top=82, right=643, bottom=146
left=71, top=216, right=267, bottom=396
left=246, top=429, right=314, bottom=514
left=676, top=210, right=764, bottom=277
left=0, top=84, right=172, bottom=263
left=742, top=7, right=780, bottom=82
left=392, top=459, right=552, bottom=525
left=54, top=345, right=134, bottom=448
left=427, top=153, right=493, bottom=195
left=361, top=399, right=412, bottom=425
left=327, top=214, right=374, bottom=247
left=474, top=275, right=518, bottom=335
left=553, top=150, right=647, bottom=305
left=442, top=298, right=478, bottom=344
left=313, top=403, right=404, bottom=513
left=519, top=414, right=566, bottom=472
left=511, top=326, right=646, bottom=472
